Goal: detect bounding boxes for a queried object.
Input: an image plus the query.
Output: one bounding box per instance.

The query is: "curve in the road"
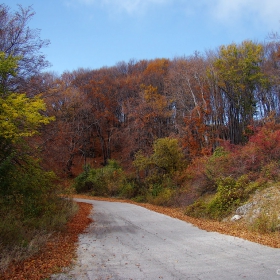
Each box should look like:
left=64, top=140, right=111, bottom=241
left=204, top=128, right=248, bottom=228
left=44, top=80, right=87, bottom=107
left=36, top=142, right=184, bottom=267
left=52, top=199, right=280, bottom=280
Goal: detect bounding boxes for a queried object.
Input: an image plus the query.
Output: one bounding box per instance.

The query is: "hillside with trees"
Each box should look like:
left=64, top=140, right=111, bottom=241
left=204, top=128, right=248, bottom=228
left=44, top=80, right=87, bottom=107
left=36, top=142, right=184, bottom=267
left=40, top=37, right=280, bottom=231
left=1, top=3, right=280, bottom=275
left=41, top=38, right=280, bottom=229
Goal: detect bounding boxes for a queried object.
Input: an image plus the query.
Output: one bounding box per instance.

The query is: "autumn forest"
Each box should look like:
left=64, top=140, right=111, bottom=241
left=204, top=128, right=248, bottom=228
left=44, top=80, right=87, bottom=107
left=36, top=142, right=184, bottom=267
left=1, top=4, right=280, bottom=273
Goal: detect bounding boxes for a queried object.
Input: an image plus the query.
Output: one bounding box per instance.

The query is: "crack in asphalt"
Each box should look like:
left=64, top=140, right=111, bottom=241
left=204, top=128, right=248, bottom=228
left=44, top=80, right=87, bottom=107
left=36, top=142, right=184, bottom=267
left=52, top=199, right=280, bottom=280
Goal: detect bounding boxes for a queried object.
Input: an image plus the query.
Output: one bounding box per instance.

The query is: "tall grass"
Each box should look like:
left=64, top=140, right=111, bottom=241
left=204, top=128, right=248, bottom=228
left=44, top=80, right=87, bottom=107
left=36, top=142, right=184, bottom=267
left=0, top=157, right=78, bottom=272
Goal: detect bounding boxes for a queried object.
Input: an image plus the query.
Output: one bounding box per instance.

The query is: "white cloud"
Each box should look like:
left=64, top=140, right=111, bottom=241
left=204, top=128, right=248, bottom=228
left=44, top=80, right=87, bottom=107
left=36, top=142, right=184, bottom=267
left=65, top=0, right=280, bottom=30
left=72, top=0, right=171, bottom=15
left=209, top=0, right=280, bottom=29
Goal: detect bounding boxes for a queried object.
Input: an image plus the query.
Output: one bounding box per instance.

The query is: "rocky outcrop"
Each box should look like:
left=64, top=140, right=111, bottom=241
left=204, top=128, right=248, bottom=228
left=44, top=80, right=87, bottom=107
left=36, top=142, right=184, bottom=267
left=230, top=186, right=280, bottom=227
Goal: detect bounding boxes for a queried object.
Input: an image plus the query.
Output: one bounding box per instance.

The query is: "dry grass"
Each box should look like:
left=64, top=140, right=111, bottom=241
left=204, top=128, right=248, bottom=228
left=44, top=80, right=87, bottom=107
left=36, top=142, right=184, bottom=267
left=0, top=232, right=52, bottom=273
left=0, top=202, right=92, bottom=280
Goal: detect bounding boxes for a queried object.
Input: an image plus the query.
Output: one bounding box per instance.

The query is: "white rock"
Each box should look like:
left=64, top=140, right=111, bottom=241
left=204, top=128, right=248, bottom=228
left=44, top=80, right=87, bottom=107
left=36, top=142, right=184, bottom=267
left=236, top=202, right=256, bottom=215
left=231, top=215, right=242, bottom=221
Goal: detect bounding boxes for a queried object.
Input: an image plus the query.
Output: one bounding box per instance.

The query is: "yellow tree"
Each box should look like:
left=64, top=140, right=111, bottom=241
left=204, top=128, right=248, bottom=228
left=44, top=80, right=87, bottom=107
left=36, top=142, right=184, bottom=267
left=0, top=52, right=54, bottom=186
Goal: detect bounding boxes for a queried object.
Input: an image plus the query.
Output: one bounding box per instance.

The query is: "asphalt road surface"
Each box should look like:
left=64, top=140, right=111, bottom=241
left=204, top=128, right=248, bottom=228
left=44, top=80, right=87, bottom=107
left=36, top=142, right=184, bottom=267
left=52, top=198, right=280, bottom=280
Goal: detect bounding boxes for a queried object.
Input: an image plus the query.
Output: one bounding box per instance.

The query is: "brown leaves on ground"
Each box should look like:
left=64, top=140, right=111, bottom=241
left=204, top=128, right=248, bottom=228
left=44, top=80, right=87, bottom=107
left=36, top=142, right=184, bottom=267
left=0, top=202, right=92, bottom=280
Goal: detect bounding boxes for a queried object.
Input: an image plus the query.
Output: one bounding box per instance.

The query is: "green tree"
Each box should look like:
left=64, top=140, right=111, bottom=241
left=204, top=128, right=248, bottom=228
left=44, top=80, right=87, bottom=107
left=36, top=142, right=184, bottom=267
left=133, top=137, right=185, bottom=204
left=152, top=137, right=185, bottom=175
left=211, top=41, right=268, bottom=144
left=133, top=138, right=185, bottom=177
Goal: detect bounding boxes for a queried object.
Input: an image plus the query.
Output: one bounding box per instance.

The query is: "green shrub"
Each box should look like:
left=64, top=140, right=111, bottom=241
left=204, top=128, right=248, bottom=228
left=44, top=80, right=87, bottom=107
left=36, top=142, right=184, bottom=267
left=185, top=175, right=250, bottom=220
left=206, top=176, right=249, bottom=219
left=119, top=182, right=135, bottom=198
left=73, top=164, right=94, bottom=193
left=260, top=161, right=280, bottom=181
left=205, top=147, right=231, bottom=183
left=152, top=138, right=185, bottom=175
left=132, top=195, right=147, bottom=203
left=73, top=160, right=125, bottom=196
left=133, top=137, right=186, bottom=184
left=243, top=179, right=267, bottom=195
left=250, top=211, right=279, bottom=233
left=185, top=199, right=209, bottom=218
left=147, top=188, right=175, bottom=206
left=0, top=158, right=77, bottom=248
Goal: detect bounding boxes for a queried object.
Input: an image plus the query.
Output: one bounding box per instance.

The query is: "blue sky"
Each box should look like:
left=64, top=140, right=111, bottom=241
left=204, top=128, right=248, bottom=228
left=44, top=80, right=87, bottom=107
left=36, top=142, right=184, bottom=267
left=4, top=0, right=280, bottom=75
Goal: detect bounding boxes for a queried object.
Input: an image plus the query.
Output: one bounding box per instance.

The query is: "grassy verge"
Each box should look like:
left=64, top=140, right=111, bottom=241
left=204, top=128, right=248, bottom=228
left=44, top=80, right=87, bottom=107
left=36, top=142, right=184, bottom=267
left=0, top=202, right=92, bottom=280
left=0, top=198, right=77, bottom=272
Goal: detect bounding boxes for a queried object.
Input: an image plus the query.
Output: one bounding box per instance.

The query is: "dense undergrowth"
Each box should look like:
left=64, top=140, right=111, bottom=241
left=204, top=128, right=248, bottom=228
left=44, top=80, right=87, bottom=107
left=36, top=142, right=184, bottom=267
left=73, top=138, right=186, bottom=205
left=74, top=121, right=280, bottom=234
left=0, top=157, right=77, bottom=272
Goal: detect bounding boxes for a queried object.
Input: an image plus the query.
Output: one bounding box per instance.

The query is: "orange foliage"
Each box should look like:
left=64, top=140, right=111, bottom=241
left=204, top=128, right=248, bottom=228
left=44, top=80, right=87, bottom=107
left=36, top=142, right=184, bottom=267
left=183, top=106, right=212, bottom=158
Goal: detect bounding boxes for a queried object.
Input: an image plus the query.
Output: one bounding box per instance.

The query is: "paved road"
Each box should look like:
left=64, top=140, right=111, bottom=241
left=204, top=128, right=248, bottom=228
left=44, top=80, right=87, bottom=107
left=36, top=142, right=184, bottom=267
left=52, top=199, right=280, bottom=280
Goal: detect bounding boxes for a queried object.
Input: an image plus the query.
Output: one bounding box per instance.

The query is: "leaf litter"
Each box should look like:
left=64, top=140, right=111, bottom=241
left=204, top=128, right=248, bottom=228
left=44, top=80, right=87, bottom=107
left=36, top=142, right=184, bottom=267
left=0, top=202, right=92, bottom=280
